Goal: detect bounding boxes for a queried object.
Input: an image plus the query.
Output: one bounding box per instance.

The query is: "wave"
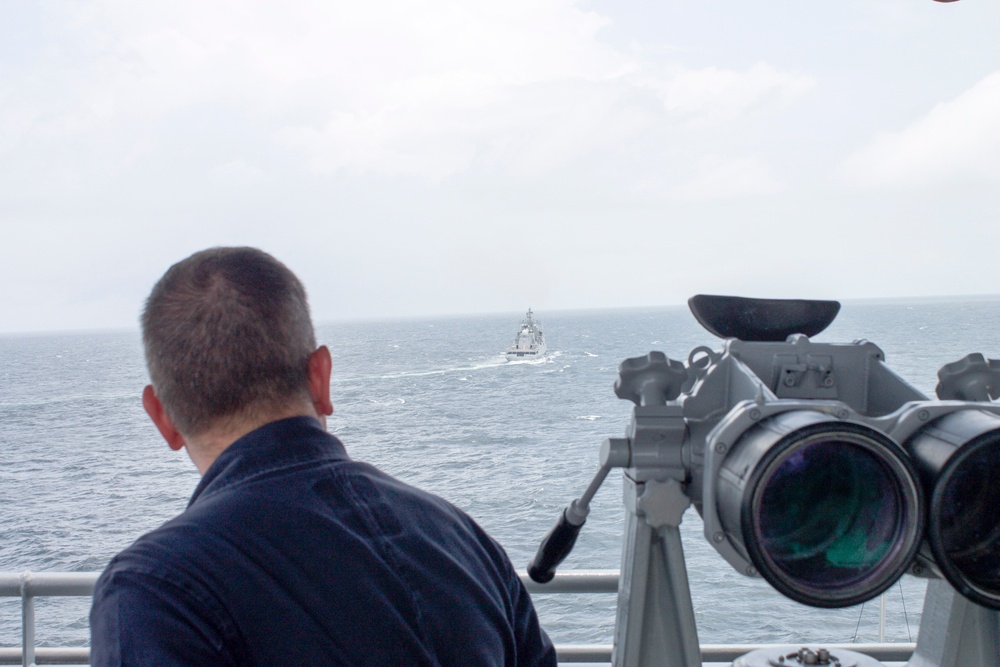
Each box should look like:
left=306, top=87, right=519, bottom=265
left=377, top=356, right=512, bottom=379
left=507, top=350, right=562, bottom=366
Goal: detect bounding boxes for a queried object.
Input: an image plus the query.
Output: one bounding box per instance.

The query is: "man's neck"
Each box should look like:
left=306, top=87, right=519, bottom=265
left=185, top=404, right=324, bottom=475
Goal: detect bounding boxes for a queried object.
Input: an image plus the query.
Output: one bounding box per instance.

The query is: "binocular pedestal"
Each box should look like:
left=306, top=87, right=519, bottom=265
left=611, top=473, right=1000, bottom=667
left=907, top=580, right=1000, bottom=667
left=614, top=477, right=700, bottom=667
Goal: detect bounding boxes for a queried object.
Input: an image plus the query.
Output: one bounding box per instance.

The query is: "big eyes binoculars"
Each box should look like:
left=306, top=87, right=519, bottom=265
left=531, top=295, right=1000, bottom=610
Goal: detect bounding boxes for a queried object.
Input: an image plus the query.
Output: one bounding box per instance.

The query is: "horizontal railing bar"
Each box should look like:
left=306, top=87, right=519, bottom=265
left=1, top=570, right=619, bottom=597
left=0, top=573, right=98, bottom=597
left=0, top=644, right=918, bottom=665
left=554, top=643, right=916, bottom=663
left=555, top=644, right=610, bottom=662
left=0, top=647, right=90, bottom=665
left=519, top=570, right=618, bottom=594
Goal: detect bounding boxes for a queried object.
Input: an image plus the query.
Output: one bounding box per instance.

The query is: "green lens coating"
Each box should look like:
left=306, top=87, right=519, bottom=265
left=757, top=439, right=902, bottom=589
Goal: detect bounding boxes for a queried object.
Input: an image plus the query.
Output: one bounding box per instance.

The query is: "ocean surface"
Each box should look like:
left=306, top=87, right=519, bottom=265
left=3, top=297, right=1000, bottom=650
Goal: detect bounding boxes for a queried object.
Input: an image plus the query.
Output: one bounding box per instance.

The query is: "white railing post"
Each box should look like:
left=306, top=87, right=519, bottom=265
left=20, top=572, right=35, bottom=667
left=879, top=591, right=887, bottom=643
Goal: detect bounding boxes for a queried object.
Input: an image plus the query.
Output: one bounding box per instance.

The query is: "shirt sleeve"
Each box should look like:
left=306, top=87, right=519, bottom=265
left=90, top=568, right=237, bottom=667
left=507, top=563, right=559, bottom=667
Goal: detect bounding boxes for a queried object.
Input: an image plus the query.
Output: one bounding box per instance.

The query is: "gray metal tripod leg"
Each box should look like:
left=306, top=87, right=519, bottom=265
left=613, top=478, right=701, bottom=667
left=907, top=579, right=1000, bottom=667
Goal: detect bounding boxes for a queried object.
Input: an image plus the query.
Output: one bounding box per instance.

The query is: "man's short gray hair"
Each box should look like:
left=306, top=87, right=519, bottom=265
left=141, top=247, right=317, bottom=436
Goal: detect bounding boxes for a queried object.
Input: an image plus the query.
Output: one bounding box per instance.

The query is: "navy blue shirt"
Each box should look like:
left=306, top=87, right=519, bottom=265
left=90, top=417, right=556, bottom=666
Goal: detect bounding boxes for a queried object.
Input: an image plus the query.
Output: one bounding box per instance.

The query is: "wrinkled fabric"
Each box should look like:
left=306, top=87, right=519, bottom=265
left=90, top=416, right=556, bottom=667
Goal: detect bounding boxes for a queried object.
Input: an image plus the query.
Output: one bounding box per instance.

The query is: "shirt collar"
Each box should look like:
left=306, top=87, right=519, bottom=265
left=189, top=416, right=349, bottom=507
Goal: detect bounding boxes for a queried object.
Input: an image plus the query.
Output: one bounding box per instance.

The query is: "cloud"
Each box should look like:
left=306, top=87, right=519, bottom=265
left=653, top=155, right=787, bottom=202
left=4, top=0, right=1000, bottom=333
left=276, top=78, right=660, bottom=183
left=207, top=159, right=264, bottom=186
left=841, top=71, right=1000, bottom=188
left=648, top=62, right=817, bottom=122
left=274, top=54, right=814, bottom=185
left=0, top=1, right=817, bottom=194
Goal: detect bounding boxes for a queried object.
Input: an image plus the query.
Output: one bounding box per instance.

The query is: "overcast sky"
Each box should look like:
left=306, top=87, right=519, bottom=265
left=2, top=0, right=998, bottom=334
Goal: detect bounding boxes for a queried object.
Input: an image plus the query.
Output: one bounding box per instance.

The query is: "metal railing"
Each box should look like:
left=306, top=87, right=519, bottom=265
left=0, top=572, right=95, bottom=666
left=1, top=570, right=915, bottom=666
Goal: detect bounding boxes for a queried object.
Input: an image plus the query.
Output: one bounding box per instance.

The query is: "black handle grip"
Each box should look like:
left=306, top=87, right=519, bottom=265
left=527, top=509, right=585, bottom=583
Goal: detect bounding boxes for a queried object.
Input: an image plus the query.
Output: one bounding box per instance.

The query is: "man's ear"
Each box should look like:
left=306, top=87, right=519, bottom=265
left=307, top=346, right=334, bottom=417
left=142, top=385, right=187, bottom=451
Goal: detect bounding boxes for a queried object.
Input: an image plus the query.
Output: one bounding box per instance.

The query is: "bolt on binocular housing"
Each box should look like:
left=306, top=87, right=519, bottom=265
left=530, top=295, right=1000, bottom=614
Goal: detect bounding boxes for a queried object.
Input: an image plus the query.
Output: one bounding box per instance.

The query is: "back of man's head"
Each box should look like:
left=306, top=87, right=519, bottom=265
left=142, top=247, right=317, bottom=437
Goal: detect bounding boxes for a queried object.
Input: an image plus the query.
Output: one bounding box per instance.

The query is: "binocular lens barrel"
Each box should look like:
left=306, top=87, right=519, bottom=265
left=909, top=410, right=1000, bottom=609
left=718, top=413, right=923, bottom=608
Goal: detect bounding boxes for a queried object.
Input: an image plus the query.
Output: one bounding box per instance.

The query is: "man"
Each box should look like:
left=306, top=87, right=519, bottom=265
left=90, top=247, right=557, bottom=666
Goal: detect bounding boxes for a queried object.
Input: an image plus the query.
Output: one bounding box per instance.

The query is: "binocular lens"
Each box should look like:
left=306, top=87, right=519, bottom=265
left=930, top=430, right=1000, bottom=607
left=758, top=439, right=903, bottom=588
left=720, top=415, right=923, bottom=608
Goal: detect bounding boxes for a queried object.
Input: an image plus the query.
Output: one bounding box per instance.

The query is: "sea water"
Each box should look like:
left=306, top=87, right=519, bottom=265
left=2, top=297, right=999, bottom=650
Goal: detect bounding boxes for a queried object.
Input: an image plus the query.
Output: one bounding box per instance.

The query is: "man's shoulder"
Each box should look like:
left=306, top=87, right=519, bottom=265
left=90, top=519, right=239, bottom=666
left=338, top=461, right=487, bottom=531
left=342, top=463, right=518, bottom=571
left=98, top=455, right=510, bottom=595
left=95, top=513, right=208, bottom=590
